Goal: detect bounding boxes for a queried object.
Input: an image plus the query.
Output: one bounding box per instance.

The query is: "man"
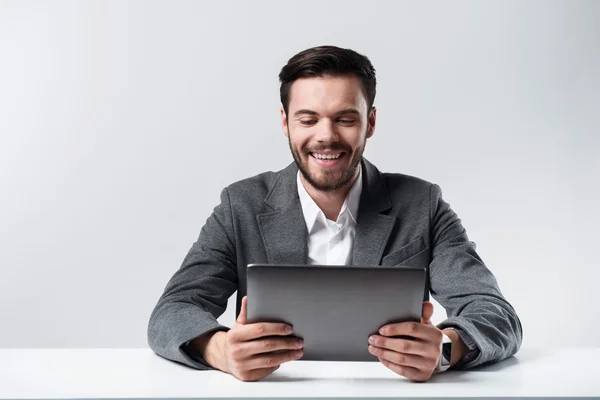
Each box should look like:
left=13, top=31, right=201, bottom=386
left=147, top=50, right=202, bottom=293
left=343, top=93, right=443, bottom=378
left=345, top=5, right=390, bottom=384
left=148, top=45, right=522, bottom=382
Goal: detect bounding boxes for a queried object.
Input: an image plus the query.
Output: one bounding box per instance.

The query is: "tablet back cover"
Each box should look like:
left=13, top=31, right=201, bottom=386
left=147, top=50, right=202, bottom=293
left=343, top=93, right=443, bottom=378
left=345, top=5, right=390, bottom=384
left=246, top=264, right=426, bottom=362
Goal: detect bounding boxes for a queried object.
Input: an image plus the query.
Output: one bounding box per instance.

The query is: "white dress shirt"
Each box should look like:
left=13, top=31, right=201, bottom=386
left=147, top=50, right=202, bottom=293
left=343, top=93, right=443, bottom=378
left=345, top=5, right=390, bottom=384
left=297, top=166, right=363, bottom=265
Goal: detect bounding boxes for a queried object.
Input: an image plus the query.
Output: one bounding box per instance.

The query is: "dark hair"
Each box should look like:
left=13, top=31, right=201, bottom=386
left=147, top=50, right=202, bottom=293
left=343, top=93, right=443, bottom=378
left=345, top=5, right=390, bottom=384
left=279, top=45, right=376, bottom=116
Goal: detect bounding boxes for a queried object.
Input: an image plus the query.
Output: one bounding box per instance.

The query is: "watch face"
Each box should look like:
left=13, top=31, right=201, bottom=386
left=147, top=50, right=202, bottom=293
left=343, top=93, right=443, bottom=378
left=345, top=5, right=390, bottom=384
left=442, top=341, right=452, bottom=364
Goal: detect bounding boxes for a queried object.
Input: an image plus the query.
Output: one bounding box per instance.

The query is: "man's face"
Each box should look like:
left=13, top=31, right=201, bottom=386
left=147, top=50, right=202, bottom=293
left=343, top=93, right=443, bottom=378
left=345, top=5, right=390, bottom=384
left=281, top=75, right=376, bottom=192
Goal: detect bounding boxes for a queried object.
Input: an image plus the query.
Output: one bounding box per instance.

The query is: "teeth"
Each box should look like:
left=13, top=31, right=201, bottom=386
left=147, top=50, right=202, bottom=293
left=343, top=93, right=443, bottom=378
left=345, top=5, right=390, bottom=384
left=313, top=153, right=341, bottom=160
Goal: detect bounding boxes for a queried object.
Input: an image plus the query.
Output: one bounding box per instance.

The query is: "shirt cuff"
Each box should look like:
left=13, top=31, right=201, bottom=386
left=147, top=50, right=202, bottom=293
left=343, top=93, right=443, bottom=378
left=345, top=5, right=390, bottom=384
left=181, top=327, right=230, bottom=369
left=446, top=327, right=480, bottom=368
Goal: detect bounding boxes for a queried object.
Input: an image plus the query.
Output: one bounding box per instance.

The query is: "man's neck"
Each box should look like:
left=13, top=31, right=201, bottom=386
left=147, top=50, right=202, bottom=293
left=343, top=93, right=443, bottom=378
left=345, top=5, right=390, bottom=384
left=300, top=171, right=360, bottom=221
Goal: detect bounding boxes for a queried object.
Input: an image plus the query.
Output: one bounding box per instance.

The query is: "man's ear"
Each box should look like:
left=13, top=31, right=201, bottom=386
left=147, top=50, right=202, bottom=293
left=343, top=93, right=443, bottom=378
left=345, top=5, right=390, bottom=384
left=280, top=107, right=289, bottom=137
left=366, top=106, right=377, bottom=139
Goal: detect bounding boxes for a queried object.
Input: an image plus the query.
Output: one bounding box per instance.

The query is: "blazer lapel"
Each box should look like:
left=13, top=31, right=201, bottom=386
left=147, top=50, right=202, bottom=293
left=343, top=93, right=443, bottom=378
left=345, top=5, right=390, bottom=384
left=257, top=163, right=308, bottom=264
left=352, top=159, right=396, bottom=266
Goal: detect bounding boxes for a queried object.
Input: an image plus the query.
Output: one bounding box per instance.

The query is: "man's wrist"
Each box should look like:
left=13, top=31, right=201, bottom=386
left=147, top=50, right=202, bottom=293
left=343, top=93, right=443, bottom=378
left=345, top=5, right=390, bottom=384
left=190, top=331, right=229, bottom=372
left=442, top=328, right=468, bottom=367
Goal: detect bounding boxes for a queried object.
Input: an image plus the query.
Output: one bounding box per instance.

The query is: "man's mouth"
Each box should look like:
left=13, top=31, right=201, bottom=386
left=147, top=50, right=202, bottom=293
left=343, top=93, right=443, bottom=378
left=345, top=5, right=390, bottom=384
left=310, top=152, right=343, bottom=160
left=308, top=151, right=345, bottom=166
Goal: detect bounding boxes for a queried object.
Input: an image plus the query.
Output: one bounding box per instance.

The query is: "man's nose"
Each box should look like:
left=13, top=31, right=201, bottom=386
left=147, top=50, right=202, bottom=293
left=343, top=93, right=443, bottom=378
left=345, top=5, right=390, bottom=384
left=314, top=119, right=339, bottom=142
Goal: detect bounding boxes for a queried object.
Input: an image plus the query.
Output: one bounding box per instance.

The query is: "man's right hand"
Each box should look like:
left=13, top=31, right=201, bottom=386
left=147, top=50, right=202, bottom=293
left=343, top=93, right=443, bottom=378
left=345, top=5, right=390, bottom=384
left=193, top=296, right=304, bottom=381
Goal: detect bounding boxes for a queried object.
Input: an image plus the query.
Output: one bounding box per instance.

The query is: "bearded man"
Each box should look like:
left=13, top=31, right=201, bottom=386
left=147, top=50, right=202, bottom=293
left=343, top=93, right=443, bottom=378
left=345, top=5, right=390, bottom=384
left=148, top=45, right=522, bottom=382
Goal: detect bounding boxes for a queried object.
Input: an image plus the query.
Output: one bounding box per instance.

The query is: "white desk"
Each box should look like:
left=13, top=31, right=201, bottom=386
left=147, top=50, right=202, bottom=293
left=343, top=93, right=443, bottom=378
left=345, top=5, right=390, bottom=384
left=0, top=348, right=598, bottom=399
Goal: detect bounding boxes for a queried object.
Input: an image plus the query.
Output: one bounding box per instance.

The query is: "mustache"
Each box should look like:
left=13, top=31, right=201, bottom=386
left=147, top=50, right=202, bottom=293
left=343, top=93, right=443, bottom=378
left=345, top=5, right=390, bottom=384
left=304, top=143, right=350, bottom=153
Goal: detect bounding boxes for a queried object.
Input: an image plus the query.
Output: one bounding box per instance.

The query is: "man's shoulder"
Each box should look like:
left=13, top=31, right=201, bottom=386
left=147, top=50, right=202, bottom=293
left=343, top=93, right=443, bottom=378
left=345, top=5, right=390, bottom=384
left=375, top=171, right=438, bottom=214
left=381, top=171, right=432, bottom=185
left=380, top=171, right=435, bottom=196
left=226, top=170, right=277, bottom=194
left=223, top=163, right=294, bottom=206
left=362, top=158, right=435, bottom=197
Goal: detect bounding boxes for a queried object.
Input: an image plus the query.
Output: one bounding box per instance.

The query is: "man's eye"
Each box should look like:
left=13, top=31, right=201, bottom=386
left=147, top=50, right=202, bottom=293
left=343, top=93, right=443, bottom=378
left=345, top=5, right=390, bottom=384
left=338, top=119, right=355, bottom=125
left=300, top=120, right=317, bottom=126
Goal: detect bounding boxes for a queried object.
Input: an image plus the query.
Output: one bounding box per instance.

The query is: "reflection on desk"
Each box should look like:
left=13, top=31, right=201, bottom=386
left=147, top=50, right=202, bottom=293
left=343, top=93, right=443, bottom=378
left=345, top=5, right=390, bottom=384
left=1, top=348, right=599, bottom=399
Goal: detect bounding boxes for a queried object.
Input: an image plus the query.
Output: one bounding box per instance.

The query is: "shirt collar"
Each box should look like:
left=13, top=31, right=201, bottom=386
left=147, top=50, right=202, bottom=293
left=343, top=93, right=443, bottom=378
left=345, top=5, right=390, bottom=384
left=297, top=165, right=363, bottom=233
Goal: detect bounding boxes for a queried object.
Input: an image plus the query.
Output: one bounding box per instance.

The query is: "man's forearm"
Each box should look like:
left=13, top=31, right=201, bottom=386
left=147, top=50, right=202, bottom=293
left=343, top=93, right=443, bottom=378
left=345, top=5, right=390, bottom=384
left=191, top=331, right=229, bottom=372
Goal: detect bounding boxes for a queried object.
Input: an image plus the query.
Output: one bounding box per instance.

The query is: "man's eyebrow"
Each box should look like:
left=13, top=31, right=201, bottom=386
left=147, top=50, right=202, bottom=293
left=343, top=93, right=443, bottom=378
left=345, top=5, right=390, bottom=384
left=293, top=109, right=361, bottom=117
left=335, top=109, right=361, bottom=116
left=293, top=109, right=319, bottom=117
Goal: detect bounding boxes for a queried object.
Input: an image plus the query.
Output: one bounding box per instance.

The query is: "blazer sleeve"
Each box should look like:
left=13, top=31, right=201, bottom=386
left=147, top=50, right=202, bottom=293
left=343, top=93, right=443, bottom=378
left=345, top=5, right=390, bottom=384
left=428, top=184, right=523, bottom=369
left=147, top=188, right=238, bottom=369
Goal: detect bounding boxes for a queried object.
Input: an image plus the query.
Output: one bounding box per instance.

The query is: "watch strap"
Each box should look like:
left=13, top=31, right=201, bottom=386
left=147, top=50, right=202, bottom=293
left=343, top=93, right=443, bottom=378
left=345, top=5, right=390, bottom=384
left=436, top=332, right=453, bottom=372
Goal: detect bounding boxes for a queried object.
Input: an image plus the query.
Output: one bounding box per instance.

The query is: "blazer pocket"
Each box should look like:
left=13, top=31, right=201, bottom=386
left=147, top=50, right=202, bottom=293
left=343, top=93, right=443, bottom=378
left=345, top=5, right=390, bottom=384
left=381, top=236, right=427, bottom=267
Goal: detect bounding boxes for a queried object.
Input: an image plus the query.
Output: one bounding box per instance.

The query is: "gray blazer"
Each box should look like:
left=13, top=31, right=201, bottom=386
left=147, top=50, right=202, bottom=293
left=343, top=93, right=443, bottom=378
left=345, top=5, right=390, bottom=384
left=148, top=158, right=522, bottom=370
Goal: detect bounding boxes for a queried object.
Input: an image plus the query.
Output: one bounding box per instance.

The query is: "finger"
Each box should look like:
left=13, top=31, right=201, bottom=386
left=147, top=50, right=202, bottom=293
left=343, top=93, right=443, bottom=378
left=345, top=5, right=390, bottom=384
left=369, top=345, right=436, bottom=372
left=369, top=334, right=432, bottom=357
left=238, top=337, right=303, bottom=358
left=229, top=321, right=294, bottom=342
left=236, top=365, right=280, bottom=382
left=236, top=296, right=248, bottom=325
left=378, top=322, right=442, bottom=342
left=378, top=357, right=431, bottom=382
left=244, top=349, right=304, bottom=370
left=421, top=301, right=434, bottom=325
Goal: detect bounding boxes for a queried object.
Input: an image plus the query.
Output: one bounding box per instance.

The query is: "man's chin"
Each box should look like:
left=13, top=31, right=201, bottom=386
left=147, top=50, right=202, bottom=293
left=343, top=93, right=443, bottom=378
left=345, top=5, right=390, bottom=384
left=303, top=172, right=350, bottom=192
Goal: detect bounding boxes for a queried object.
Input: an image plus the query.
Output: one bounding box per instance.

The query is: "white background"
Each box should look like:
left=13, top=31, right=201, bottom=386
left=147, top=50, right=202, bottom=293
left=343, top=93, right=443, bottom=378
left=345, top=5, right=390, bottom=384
left=0, top=0, right=598, bottom=349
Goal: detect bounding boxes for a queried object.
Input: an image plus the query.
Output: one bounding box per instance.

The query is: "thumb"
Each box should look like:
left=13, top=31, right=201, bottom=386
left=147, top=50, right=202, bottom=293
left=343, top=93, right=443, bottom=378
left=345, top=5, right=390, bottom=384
left=236, top=296, right=248, bottom=325
left=421, top=301, right=434, bottom=325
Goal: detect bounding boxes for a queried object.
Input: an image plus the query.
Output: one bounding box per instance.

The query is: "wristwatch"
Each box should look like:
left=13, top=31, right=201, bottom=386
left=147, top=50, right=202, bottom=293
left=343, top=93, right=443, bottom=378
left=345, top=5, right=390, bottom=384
left=436, top=332, right=452, bottom=372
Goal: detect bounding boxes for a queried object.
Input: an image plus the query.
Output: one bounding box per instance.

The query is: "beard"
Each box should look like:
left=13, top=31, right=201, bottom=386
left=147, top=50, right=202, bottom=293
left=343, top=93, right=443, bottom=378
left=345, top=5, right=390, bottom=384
left=288, top=136, right=365, bottom=192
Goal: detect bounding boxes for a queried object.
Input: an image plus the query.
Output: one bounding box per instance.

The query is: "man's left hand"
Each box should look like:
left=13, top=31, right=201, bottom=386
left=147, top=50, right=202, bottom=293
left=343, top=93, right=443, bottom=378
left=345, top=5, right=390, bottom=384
left=368, top=301, right=442, bottom=382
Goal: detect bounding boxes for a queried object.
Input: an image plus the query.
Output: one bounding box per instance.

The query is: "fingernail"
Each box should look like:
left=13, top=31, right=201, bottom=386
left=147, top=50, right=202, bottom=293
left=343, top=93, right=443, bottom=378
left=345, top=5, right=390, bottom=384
left=295, top=340, right=303, bottom=349
left=368, top=336, right=376, bottom=344
left=379, top=327, right=388, bottom=335
left=285, top=325, right=293, bottom=333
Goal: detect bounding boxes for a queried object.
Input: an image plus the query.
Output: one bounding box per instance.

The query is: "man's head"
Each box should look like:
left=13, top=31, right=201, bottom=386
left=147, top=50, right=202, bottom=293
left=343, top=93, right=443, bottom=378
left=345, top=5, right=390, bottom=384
left=279, top=46, right=377, bottom=193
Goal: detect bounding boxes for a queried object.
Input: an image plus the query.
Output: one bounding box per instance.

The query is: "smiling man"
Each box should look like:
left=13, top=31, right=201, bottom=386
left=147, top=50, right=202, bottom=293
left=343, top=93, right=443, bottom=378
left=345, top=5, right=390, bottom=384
left=148, top=46, right=522, bottom=382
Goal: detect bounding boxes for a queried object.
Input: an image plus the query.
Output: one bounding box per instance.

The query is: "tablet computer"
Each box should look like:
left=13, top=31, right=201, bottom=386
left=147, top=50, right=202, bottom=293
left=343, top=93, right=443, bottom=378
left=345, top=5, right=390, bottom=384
left=246, top=264, right=426, bottom=362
